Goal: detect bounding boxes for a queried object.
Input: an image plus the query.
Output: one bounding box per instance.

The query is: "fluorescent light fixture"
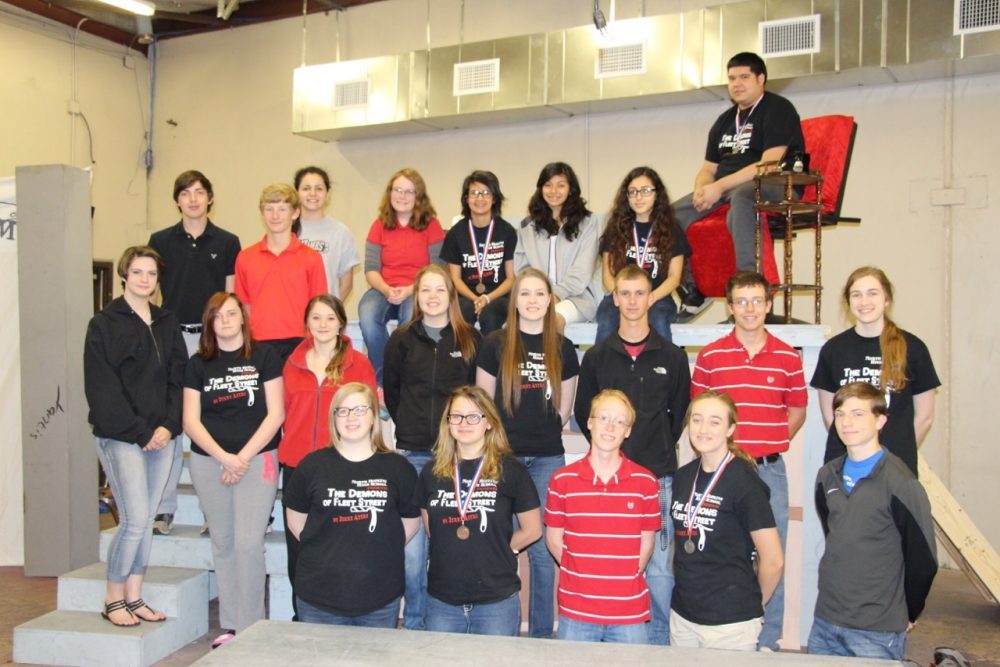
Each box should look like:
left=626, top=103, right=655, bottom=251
left=94, top=0, right=156, bottom=17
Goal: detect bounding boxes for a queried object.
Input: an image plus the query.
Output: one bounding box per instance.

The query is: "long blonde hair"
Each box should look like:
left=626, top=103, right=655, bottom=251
left=685, top=391, right=755, bottom=467
left=327, top=383, right=390, bottom=454
left=499, top=268, right=564, bottom=414
left=431, top=386, right=513, bottom=481
left=400, top=264, right=477, bottom=363
left=844, top=266, right=908, bottom=392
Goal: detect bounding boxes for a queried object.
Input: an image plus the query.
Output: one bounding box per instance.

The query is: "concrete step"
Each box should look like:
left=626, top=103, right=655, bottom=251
left=14, top=610, right=198, bottom=667
left=100, top=526, right=287, bottom=576
left=174, top=485, right=285, bottom=531
left=57, top=563, right=209, bottom=627
left=267, top=574, right=293, bottom=621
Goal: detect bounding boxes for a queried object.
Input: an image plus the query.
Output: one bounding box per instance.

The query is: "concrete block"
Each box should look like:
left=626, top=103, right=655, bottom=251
left=57, top=562, right=208, bottom=634
left=267, top=574, right=293, bottom=621
left=100, top=527, right=287, bottom=575
left=14, top=611, right=198, bottom=667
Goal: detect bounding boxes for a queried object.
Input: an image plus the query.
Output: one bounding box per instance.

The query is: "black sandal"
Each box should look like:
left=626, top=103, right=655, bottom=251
left=126, top=598, right=166, bottom=622
left=101, top=599, right=139, bottom=627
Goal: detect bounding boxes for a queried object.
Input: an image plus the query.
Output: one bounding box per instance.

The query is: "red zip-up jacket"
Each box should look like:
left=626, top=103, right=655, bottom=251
left=278, top=335, right=376, bottom=467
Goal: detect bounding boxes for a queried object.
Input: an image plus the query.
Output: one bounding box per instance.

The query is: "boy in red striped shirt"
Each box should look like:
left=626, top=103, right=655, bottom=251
left=690, top=271, right=807, bottom=651
left=546, top=389, right=661, bottom=644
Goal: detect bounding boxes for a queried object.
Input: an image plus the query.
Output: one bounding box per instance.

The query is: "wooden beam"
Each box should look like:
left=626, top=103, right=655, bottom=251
left=918, top=456, right=1000, bottom=604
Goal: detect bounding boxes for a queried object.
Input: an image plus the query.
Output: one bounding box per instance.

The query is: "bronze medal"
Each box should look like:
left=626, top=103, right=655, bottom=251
left=684, top=538, right=695, bottom=554
left=475, top=282, right=486, bottom=295
left=456, top=524, right=471, bottom=540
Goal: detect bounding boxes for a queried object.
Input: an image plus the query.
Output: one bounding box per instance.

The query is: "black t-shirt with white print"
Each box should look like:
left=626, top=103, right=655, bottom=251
left=440, top=217, right=518, bottom=293
left=283, top=447, right=420, bottom=616
left=599, top=222, right=691, bottom=291
left=183, top=344, right=283, bottom=456
left=476, top=330, right=579, bottom=457
left=670, top=456, right=775, bottom=626
left=419, top=456, right=539, bottom=605
left=810, top=328, right=940, bottom=476
left=705, top=90, right=804, bottom=181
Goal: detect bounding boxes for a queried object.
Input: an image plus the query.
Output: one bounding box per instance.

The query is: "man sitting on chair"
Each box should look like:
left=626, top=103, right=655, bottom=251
left=673, top=52, right=804, bottom=322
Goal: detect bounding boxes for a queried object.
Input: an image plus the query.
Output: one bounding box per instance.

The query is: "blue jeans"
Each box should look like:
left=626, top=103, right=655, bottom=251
left=557, top=615, right=650, bottom=644
left=401, top=450, right=433, bottom=630
left=97, top=437, right=174, bottom=584
left=757, top=456, right=788, bottom=650
left=808, top=616, right=906, bottom=660
left=358, top=288, right=413, bottom=385
left=425, top=593, right=521, bottom=636
left=297, top=596, right=401, bottom=628
left=646, top=475, right=674, bottom=645
left=593, top=293, right=678, bottom=346
left=516, top=454, right=563, bottom=638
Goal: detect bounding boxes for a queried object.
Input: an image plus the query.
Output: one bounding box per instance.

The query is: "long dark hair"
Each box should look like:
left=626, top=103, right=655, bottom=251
left=197, top=292, right=254, bottom=360
left=601, top=166, right=678, bottom=278
left=526, top=162, right=591, bottom=241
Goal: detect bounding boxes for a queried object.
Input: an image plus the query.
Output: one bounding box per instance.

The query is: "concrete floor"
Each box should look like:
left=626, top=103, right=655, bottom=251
left=2, top=567, right=997, bottom=666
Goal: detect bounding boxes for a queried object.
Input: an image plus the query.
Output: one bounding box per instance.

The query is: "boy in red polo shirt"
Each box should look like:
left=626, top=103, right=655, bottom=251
left=546, top=389, right=660, bottom=644
left=235, top=183, right=327, bottom=361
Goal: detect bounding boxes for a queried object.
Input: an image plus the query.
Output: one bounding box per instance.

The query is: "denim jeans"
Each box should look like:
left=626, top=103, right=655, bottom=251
left=400, top=449, right=433, bottom=630
left=593, top=293, right=678, bottom=346
left=457, top=295, right=509, bottom=335
left=358, top=288, right=413, bottom=385
left=297, top=596, right=401, bottom=629
left=97, top=437, right=174, bottom=584
left=808, top=615, right=906, bottom=660
left=557, top=615, right=650, bottom=644
left=516, top=454, right=564, bottom=638
left=425, top=592, right=521, bottom=636
left=756, top=455, right=788, bottom=650
left=646, top=475, right=674, bottom=645
left=672, top=182, right=785, bottom=273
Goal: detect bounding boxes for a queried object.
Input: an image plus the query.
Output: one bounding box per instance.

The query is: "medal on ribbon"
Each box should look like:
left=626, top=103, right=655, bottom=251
left=453, top=456, right=486, bottom=540
left=683, top=452, right=734, bottom=554
left=468, top=219, right=495, bottom=295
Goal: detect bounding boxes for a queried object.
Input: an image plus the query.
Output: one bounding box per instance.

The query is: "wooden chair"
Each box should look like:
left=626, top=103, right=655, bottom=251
left=684, top=114, right=859, bottom=302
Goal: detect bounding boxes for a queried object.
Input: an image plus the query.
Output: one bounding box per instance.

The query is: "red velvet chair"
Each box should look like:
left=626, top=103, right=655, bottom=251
left=684, top=114, right=858, bottom=298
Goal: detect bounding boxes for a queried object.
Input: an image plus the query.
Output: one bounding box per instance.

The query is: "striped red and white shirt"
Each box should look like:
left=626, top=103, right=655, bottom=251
left=690, top=329, right=807, bottom=458
left=546, top=455, right=660, bottom=625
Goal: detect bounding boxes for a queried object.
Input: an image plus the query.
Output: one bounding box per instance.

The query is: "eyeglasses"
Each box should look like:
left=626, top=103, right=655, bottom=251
left=626, top=187, right=656, bottom=199
left=391, top=187, right=417, bottom=197
left=467, top=189, right=493, bottom=199
left=333, top=406, right=372, bottom=418
left=447, top=413, right=485, bottom=425
left=731, top=297, right=767, bottom=309
left=590, top=414, right=631, bottom=430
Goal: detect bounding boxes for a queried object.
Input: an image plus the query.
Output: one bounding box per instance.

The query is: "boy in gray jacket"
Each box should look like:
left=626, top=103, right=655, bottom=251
left=810, top=382, right=937, bottom=660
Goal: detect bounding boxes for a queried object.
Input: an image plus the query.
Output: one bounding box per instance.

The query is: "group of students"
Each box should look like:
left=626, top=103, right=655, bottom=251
left=79, top=45, right=944, bottom=659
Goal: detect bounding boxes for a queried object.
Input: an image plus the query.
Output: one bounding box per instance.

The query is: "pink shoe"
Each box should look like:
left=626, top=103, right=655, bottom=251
left=211, top=630, right=235, bottom=649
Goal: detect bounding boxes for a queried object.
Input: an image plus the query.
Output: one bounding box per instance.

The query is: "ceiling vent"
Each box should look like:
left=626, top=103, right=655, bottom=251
left=454, top=59, right=501, bottom=96
left=954, top=0, right=1000, bottom=34
left=332, top=80, right=369, bottom=110
left=759, top=15, right=821, bottom=58
left=595, top=42, right=646, bottom=79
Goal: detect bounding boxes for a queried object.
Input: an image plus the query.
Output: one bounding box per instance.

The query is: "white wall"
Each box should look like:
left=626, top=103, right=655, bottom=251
left=0, top=7, right=151, bottom=565
left=145, top=0, right=998, bottom=549
left=2, top=0, right=996, bottom=563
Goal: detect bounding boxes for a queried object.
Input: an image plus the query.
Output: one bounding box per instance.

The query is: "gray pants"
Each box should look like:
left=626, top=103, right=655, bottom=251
left=673, top=181, right=784, bottom=273
left=157, top=329, right=200, bottom=514
left=189, top=449, right=279, bottom=632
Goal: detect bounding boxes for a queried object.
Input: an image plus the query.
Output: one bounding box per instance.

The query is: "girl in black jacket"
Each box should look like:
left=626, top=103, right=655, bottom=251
left=382, top=263, right=481, bottom=629
left=84, top=246, right=186, bottom=627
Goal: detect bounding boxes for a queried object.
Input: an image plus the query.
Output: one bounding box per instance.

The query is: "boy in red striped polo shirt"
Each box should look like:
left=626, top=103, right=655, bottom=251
left=690, top=271, right=807, bottom=651
left=546, top=389, right=661, bottom=644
